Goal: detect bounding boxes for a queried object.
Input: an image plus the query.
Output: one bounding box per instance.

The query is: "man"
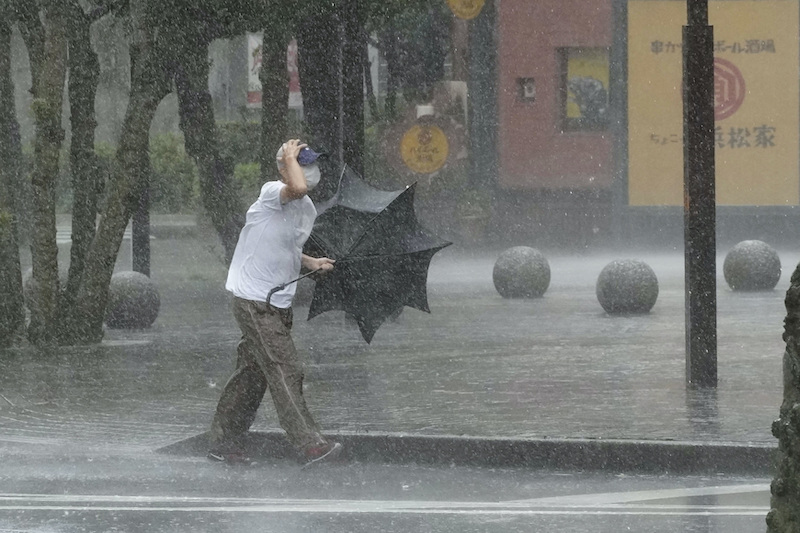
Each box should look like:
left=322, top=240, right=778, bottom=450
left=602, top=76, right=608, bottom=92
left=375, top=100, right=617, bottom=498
left=208, top=139, right=341, bottom=466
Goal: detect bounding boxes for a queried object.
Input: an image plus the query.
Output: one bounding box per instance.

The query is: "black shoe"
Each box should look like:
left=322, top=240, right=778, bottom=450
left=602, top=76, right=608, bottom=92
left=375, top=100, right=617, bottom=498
left=302, top=441, right=343, bottom=468
left=207, top=449, right=254, bottom=465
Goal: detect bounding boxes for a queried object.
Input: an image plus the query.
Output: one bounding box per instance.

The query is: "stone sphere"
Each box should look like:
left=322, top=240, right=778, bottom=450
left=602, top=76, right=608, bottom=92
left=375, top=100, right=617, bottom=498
left=596, top=259, right=659, bottom=314
left=493, top=246, right=551, bottom=298
left=105, top=271, right=160, bottom=329
left=723, top=240, right=781, bottom=291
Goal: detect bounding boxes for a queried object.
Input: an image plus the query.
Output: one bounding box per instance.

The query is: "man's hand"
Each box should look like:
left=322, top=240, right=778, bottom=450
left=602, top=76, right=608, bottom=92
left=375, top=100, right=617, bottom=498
left=280, top=139, right=307, bottom=165
left=302, top=254, right=335, bottom=273
left=280, top=139, right=310, bottom=203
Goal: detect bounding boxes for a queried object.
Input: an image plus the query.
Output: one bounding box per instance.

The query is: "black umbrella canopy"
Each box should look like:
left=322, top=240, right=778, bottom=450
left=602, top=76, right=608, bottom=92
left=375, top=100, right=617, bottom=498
left=303, top=166, right=451, bottom=343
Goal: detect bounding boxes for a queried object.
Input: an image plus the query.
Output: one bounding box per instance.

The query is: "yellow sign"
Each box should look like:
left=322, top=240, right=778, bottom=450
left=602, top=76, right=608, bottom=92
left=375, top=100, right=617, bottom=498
left=400, top=124, right=450, bottom=174
left=446, top=0, right=485, bottom=20
left=628, top=0, right=799, bottom=206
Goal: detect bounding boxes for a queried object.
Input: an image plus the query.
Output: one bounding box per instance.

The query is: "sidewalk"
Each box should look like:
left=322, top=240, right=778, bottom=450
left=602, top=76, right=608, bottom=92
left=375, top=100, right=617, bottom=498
left=5, top=230, right=792, bottom=473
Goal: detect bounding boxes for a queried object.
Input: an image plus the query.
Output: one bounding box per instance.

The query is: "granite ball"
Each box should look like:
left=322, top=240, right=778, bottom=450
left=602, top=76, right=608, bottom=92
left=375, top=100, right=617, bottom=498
left=105, top=271, right=160, bottom=329
left=493, top=246, right=551, bottom=298
left=723, top=240, right=781, bottom=291
left=596, top=259, right=659, bottom=314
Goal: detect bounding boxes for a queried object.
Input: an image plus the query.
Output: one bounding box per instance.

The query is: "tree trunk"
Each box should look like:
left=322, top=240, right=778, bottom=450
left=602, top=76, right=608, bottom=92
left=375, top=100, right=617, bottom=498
left=767, top=265, right=800, bottom=531
left=58, top=2, right=102, bottom=343
left=12, top=0, right=44, bottom=93
left=363, top=35, right=378, bottom=121
left=27, top=2, right=69, bottom=345
left=0, top=10, right=24, bottom=347
left=259, top=20, right=291, bottom=185
left=341, top=0, right=364, bottom=178
left=67, top=33, right=170, bottom=344
left=174, top=41, right=243, bottom=264
left=297, top=10, right=342, bottom=200
left=381, top=27, right=400, bottom=121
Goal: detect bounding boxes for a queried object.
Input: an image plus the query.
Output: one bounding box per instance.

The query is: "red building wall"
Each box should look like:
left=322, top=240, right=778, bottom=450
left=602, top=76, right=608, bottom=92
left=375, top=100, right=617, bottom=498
left=497, top=0, right=614, bottom=191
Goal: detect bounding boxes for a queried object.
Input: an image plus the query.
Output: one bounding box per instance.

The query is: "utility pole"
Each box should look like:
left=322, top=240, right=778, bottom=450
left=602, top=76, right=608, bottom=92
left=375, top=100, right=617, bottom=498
left=683, top=0, right=717, bottom=387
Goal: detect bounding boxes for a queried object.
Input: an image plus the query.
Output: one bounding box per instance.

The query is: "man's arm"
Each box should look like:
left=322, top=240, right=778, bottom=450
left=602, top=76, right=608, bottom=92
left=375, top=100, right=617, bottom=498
left=279, top=139, right=308, bottom=203
left=302, top=255, right=335, bottom=272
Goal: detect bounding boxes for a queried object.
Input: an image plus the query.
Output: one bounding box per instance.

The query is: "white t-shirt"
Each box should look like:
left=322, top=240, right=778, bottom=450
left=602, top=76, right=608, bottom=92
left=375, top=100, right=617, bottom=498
left=226, top=181, right=316, bottom=308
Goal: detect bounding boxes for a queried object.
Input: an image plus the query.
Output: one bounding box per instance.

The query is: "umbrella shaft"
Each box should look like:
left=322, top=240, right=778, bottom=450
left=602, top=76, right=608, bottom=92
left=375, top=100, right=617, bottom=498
left=267, top=268, right=323, bottom=306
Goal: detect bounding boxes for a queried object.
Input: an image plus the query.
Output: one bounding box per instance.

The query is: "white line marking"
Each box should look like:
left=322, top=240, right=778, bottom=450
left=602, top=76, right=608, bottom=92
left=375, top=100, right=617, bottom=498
left=0, top=492, right=770, bottom=517
left=518, top=483, right=770, bottom=505
left=0, top=505, right=768, bottom=516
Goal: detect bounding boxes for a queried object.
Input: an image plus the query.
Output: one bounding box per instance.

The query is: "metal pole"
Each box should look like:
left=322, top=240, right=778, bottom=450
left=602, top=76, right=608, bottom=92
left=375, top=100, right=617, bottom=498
left=683, top=0, right=717, bottom=387
left=610, top=0, right=629, bottom=247
left=131, top=181, right=150, bottom=276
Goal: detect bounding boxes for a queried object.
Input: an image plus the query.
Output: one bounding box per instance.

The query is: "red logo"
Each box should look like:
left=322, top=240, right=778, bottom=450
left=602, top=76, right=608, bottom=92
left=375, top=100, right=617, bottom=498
left=714, top=57, right=745, bottom=120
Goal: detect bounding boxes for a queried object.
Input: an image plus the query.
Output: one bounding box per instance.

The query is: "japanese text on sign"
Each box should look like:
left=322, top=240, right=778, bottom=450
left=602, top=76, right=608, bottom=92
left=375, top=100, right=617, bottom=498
left=648, top=125, right=776, bottom=148
left=650, top=39, right=776, bottom=54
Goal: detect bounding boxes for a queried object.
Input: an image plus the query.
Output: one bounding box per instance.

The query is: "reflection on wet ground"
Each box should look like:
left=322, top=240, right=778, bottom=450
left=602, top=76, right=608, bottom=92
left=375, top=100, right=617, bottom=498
left=1, top=239, right=792, bottom=452
left=0, top=447, right=773, bottom=533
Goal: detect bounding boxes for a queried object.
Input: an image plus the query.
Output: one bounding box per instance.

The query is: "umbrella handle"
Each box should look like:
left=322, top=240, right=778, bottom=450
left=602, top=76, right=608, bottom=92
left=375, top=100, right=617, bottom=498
left=266, top=268, right=323, bottom=307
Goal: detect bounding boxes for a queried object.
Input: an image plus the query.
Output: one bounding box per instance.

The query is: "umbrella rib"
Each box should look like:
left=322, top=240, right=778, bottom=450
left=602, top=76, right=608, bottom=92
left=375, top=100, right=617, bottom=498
left=337, top=247, right=447, bottom=263
left=342, top=187, right=413, bottom=258
left=307, top=232, right=335, bottom=258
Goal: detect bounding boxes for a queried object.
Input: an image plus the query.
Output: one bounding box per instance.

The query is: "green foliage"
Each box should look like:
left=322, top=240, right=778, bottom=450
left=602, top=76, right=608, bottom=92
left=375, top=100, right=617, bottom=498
left=233, top=162, right=262, bottom=204
left=20, top=138, right=196, bottom=217
left=216, top=117, right=304, bottom=166
left=217, top=121, right=261, bottom=167
left=148, top=133, right=199, bottom=213
left=218, top=119, right=304, bottom=205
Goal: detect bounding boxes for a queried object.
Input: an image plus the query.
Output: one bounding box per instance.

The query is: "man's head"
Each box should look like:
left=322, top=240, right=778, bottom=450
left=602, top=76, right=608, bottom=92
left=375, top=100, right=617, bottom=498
left=276, top=145, right=323, bottom=190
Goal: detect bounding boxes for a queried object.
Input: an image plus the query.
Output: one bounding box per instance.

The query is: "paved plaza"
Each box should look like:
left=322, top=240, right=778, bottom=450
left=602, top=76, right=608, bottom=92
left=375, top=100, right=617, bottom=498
left=1, top=221, right=793, bottom=531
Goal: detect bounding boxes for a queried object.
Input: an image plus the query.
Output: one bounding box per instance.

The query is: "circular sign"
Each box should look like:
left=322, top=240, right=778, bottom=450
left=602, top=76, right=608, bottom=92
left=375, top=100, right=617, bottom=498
left=400, top=125, right=450, bottom=174
left=446, top=0, right=485, bottom=20
left=714, top=57, right=746, bottom=121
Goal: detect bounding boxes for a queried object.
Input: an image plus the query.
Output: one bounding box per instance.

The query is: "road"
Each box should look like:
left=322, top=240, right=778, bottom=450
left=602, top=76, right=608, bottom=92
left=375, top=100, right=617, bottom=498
left=0, top=441, right=770, bottom=533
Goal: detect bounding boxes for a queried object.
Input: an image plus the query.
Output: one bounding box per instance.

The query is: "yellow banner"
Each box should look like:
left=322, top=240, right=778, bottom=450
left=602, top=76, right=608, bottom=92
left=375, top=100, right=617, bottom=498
left=628, top=0, right=799, bottom=206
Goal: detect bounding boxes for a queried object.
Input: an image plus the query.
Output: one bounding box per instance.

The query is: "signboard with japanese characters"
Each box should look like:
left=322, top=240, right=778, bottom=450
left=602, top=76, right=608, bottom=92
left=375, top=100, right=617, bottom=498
left=400, top=124, right=450, bottom=174
left=627, top=0, right=799, bottom=206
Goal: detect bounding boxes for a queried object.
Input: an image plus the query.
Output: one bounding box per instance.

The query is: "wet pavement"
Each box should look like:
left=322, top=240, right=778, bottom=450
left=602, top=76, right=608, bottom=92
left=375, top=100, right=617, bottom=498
left=1, top=225, right=792, bottom=530
left=5, top=232, right=791, bottom=449
left=0, top=442, right=772, bottom=532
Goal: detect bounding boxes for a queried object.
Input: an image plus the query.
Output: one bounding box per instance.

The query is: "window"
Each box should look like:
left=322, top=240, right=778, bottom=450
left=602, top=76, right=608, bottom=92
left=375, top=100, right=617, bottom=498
left=560, top=47, right=610, bottom=131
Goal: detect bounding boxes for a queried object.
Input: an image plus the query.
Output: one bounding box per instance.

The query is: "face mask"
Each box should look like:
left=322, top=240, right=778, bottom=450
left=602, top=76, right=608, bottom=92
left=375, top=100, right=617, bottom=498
left=304, top=164, right=321, bottom=191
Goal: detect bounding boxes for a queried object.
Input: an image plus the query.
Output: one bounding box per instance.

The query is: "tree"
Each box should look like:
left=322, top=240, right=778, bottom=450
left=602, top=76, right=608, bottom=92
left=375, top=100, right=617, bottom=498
left=767, top=264, right=800, bottom=531
left=174, top=28, right=244, bottom=265
left=365, top=0, right=449, bottom=120
left=0, top=1, right=25, bottom=347
left=258, top=3, right=292, bottom=185
left=60, top=1, right=104, bottom=334
left=0, top=0, right=446, bottom=347
left=63, top=0, right=173, bottom=343
left=25, top=0, right=70, bottom=345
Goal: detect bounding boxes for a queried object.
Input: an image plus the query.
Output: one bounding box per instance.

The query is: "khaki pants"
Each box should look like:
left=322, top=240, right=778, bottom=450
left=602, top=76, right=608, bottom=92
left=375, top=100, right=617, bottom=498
left=210, top=297, right=325, bottom=452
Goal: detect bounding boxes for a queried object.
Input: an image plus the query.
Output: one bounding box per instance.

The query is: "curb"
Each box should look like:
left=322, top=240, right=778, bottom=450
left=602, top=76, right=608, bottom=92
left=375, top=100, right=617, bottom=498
left=158, top=431, right=776, bottom=475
